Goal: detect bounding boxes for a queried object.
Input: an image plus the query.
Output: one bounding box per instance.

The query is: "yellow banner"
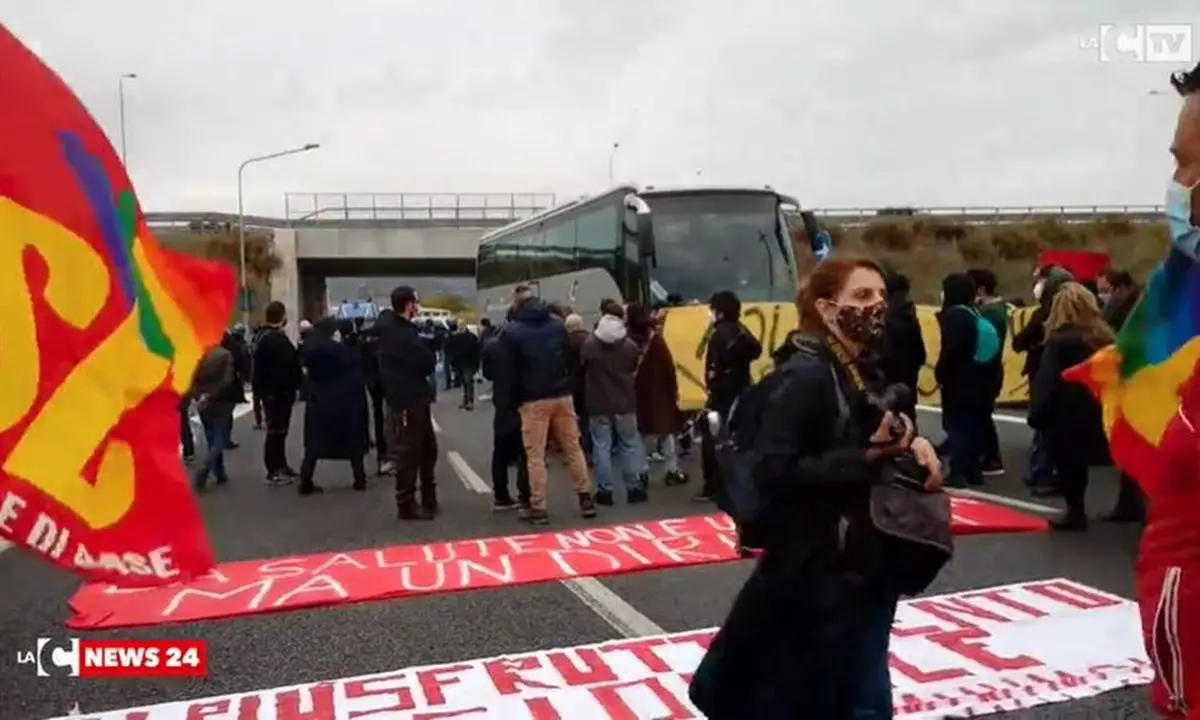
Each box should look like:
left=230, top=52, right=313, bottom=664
left=662, top=302, right=1038, bottom=411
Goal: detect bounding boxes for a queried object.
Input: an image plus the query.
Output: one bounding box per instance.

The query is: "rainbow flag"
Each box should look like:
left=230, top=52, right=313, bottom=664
left=0, top=26, right=232, bottom=585
left=1065, top=240, right=1200, bottom=492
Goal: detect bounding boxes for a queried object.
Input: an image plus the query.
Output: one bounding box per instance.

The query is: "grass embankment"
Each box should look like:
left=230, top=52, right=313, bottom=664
left=791, top=217, right=1169, bottom=303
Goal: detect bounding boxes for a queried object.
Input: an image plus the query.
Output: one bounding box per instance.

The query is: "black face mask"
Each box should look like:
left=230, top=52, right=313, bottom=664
left=834, top=301, right=886, bottom=346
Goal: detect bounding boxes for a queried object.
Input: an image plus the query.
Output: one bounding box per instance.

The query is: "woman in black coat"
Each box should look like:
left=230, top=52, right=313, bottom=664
left=298, top=318, right=370, bottom=494
left=1027, top=282, right=1116, bottom=531
left=689, top=257, right=944, bottom=718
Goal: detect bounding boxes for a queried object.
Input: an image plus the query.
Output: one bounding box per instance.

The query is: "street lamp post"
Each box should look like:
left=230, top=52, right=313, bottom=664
left=608, top=142, right=620, bottom=184
left=118, top=73, right=137, bottom=167
left=237, top=143, right=320, bottom=327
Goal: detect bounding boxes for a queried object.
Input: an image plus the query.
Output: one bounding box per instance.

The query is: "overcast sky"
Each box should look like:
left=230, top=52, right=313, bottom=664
left=5, top=1, right=1196, bottom=218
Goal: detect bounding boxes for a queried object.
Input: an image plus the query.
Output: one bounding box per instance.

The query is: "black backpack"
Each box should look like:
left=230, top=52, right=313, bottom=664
left=715, top=339, right=852, bottom=539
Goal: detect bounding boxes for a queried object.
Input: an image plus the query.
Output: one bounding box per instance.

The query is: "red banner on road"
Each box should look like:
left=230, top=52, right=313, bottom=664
left=53, top=580, right=1150, bottom=720
left=68, top=502, right=1046, bottom=630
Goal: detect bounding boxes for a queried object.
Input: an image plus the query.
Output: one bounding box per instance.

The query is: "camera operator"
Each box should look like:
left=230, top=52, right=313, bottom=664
left=690, top=257, right=941, bottom=719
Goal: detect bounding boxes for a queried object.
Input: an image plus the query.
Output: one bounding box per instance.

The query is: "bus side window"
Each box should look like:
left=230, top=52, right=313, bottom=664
left=525, top=224, right=547, bottom=279
left=494, top=239, right=522, bottom=285
left=545, top=217, right=577, bottom=276
left=576, top=203, right=619, bottom=274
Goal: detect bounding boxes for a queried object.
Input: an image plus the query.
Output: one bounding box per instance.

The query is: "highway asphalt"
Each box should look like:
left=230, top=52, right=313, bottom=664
left=0, top=391, right=1153, bottom=719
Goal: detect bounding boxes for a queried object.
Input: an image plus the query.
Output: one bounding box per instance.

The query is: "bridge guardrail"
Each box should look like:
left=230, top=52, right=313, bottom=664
left=145, top=203, right=1167, bottom=231
left=283, top=192, right=556, bottom=223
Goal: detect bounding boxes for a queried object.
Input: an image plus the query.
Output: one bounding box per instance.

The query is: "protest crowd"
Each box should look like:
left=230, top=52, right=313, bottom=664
left=54, top=59, right=1200, bottom=719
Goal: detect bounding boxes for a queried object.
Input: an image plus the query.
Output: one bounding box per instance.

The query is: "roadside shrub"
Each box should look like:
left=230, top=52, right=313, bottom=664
left=861, top=221, right=915, bottom=252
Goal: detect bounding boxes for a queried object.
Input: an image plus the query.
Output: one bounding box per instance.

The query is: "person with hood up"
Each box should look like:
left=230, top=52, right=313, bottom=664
left=1012, top=265, right=1074, bottom=496
left=581, top=305, right=646, bottom=504
left=935, top=272, right=999, bottom=488
left=627, top=303, right=687, bottom=487
left=563, top=313, right=592, bottom=460
left=495, top=285, right=595, bottom=524
left=1026, top=283, right=1114, bottom=530
left=297, top=318, right=371, bottom=495
left=876, top=270, right=926, bottom=420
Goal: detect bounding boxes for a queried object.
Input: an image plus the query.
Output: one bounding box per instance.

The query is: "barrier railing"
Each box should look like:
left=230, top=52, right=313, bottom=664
left=144, top=203, right=1165, bottom=231
left=283, top=192, right=556, bottom=223
left=810, top=204, right=1164, bottom=225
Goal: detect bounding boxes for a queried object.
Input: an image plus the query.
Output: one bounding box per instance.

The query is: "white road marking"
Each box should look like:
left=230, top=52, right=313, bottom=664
left=447, top=451, right=492, bottom=494
left=948, top=487, right=1060, bottom=515
left=432, top=416, right=442, bottom=434
left=449, top=449, right=664, bottom=638
left=917, top=404, right=1027, bottom=425
left=561, top=576, right=666, bottom=638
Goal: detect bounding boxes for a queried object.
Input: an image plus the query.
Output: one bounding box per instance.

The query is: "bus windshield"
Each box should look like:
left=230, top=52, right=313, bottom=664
left=642, top=192, right=794, bottom=304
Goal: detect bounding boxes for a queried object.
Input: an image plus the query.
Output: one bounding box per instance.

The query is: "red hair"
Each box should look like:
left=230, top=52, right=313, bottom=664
left=796, top=256, right=885, bottom=334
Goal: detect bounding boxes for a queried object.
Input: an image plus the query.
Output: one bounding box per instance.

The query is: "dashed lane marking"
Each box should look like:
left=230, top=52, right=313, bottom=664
left=447, top=450, right=492, bottom=494
left=449, top=449, right=665, bottom=638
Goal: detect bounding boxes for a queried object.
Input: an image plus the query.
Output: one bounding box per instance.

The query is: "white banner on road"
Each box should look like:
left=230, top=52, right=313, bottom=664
left=55, top=579, right=1151, bottom=719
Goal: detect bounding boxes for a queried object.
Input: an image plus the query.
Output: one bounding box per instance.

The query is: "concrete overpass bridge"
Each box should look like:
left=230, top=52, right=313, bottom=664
left=145, top=194, right=1164, bottom=331
left=149, top=192, right=554, bottom=325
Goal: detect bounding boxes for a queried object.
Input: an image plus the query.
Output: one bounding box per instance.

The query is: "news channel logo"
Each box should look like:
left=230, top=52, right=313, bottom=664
left=1079, top=24, right=1193, bottom=63
left=15, top=638, right=80, bottom=677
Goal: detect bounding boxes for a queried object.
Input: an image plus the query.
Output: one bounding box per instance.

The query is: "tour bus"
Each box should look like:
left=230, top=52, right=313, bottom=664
left=475, top=184, right=808, bottom=409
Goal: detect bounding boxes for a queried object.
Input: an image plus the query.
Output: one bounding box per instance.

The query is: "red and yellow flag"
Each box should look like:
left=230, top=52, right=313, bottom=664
left=0, top=25, right=231, bottom=586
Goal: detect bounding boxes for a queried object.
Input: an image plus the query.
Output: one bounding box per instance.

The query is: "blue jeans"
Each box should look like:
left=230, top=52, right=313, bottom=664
left=1022, top=430, right=1055, bottom=489
left=850, top=593, right=899, bottom=718
left=195, top=404, right=233, bottom=486
left=589, top=414, right=641, bottom=493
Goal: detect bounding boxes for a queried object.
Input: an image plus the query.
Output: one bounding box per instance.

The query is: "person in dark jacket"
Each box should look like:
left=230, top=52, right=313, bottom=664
left=179, top=395, right=196, bottom=464
left=378, top=287, right=440, bottom=520
left=1097, top=268, right=1141, bottom=332
left=582, top=309, right=644, bottom=505
left=1027, top=282, right=1116, bottom=531
left=495, top=285, right=595, bottom=525
left=877, top=270, right=926, bottom=420
left=252, top=301, right=303, bottom=485
left=564, top=313, right=592, bottom=460
left=966, top=268, right=1010, bottom=476
left=689, top=256, right=943, bottom=718
left=357, top=317, right=390, bottom=474
left=218, top=328, right=248, bottom=450
left=189, top=344, right=238, bottom=490
left=445, top=323, right=482, bottom=410
left=1094, top=268, right=1146, bottom=522
left=1012, top=265, right=1074, bottom=495
left=481, top=314, right=531, bottom=513
left=697, top=290, right=763, bottom=503
left=935, top=272, right=996, bottom=488
left=628, top=303, right=687, bottom=487
left=297, top=318, right=370, bottom=495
